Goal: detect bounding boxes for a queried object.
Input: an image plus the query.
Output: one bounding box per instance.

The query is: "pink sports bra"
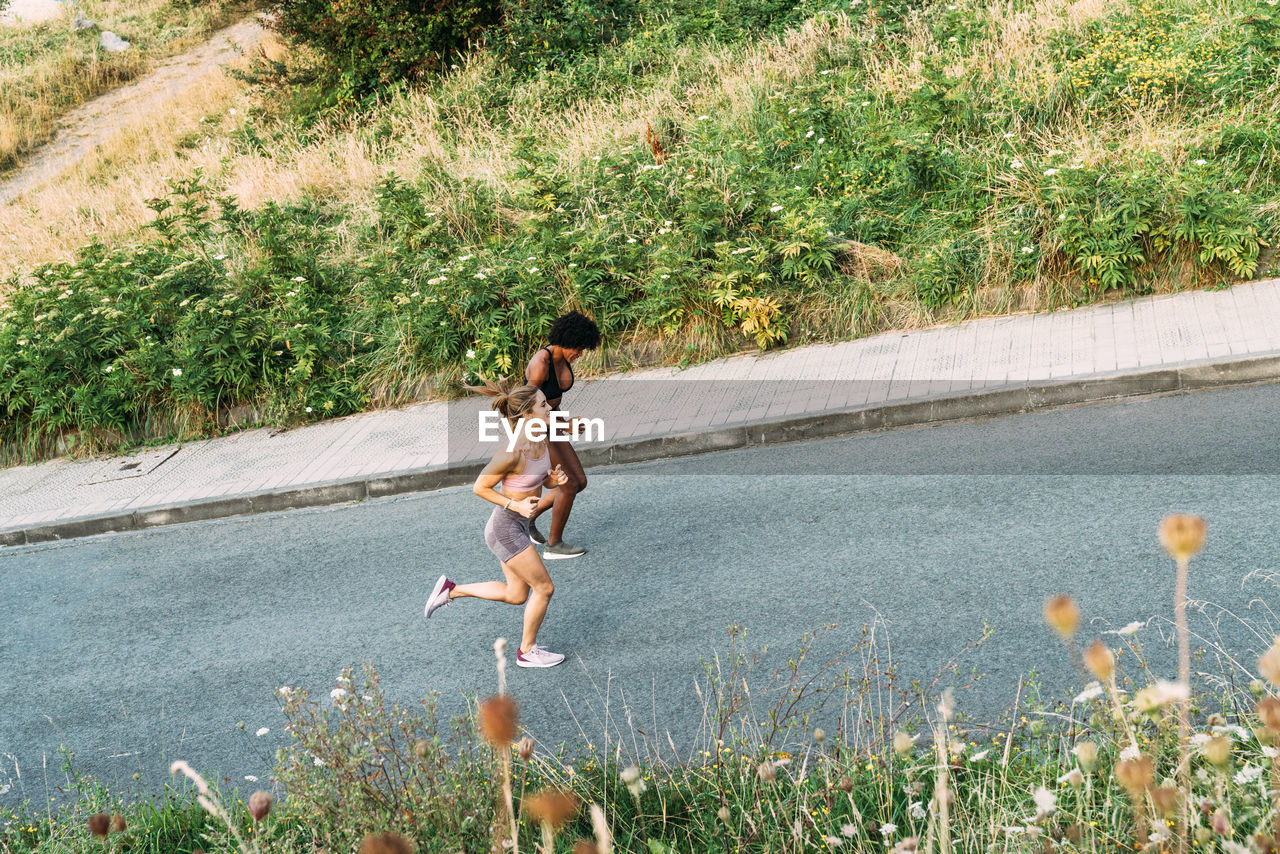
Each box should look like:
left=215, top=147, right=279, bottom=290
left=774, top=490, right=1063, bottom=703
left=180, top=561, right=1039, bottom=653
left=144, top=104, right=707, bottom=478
left=501, top=446, right=551, bottom=492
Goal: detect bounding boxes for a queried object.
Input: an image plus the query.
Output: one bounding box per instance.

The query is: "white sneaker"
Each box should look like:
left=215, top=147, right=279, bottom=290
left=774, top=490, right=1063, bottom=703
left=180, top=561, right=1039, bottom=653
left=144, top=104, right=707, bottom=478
left=425, top=575, right=455, bottom=618
left=516, top=645, right=565, bottom=668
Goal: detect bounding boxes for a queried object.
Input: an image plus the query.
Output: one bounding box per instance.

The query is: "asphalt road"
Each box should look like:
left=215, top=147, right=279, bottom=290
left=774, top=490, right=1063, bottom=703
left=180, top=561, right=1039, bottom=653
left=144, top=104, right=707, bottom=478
left=4, top=384, right=1280, bottom=805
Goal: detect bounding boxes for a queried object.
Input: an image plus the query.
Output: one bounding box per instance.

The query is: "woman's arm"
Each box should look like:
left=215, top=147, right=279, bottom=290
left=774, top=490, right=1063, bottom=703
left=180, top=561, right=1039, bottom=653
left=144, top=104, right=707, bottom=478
left=525, top=348, right=551, bottom=388
left=474, top=450, right=518, bottom=508
left=474, top=450, right=540, bottom=517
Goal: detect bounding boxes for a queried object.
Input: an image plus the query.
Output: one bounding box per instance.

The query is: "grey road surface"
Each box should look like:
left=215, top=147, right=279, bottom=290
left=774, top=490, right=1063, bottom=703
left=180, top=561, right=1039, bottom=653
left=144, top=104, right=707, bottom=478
left=4, top=384, right=1280, bottom=805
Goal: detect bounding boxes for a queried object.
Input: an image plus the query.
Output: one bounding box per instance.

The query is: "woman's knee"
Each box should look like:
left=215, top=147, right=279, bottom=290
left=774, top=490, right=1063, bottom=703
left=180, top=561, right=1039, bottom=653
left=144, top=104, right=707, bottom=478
left=564, top=473, right=587, bottom=494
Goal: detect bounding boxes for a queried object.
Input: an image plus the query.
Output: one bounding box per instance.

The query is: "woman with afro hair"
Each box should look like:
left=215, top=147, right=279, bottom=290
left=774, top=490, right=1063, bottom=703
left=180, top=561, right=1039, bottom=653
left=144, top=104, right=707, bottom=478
left=524, top=310, right=601, bottom=559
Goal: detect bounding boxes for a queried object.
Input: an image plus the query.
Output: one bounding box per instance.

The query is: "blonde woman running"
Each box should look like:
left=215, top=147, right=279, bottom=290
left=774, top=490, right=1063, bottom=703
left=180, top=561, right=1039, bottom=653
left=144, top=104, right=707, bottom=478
left=425, top=380, right=569, bottom=668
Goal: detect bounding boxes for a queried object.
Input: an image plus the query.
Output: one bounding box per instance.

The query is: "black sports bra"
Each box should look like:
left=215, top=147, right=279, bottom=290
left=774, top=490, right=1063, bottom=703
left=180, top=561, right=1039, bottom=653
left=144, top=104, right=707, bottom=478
left=536, top=346, right=573, bottom=403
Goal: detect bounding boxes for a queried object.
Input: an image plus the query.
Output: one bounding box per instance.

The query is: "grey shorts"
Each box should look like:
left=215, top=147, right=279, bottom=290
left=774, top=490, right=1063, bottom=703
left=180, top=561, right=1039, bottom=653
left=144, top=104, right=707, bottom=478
left=485, top=505, right=533, bottom=562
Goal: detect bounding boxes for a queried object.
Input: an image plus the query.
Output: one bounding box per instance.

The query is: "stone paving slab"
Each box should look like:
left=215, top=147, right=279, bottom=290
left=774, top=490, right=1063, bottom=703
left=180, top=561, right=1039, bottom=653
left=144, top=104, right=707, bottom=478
left=4, top=279, right=1280, bottom=545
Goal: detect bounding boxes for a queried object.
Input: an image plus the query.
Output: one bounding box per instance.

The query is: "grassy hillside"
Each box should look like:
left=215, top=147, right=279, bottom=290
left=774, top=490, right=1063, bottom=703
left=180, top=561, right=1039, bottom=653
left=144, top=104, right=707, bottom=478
left=0, top=0, right=256, bottom=172
left=1, top=0, right=1279, bottom=460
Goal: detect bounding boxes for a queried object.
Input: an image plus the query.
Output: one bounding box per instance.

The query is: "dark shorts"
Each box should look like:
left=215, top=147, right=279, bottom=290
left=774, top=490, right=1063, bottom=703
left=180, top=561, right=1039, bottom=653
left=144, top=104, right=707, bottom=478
left=485, top=505, right=532, bottom=562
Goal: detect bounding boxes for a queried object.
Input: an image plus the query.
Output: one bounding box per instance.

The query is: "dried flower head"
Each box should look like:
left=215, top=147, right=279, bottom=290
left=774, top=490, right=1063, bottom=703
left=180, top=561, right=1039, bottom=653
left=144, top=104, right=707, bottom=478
left=525, top=788, right=581, bottom=830
left=1212, top=810, right=1232, bottom=836
left=1084, top=641, right=1115, bottom=683
left=110, top=814, right=126, bottom=834
left=813, top=727, right=826, bottom=744
left=1159, top=514, right=1206, bottom=562
left=620, top=765, right=646, bottom=798
left=88, top=814, right=110, bottom=838
left=1260, top=637, right=1280, bottom=687
left=413, top=740, right=430, bottom=759
left=516, top=736, right=535, bottom=761
left=1150, top=787, right=1178, bottom=817
left=479, top=694, right=519, bottom=748
left=1043, top=595, right=1080, bottom=639
left=757, top=761, right=777, bottom=782
left=1115, top=755, right=1154, bottom=795
left=248, top=791, right=273, bottom=822
left=1074, top=741, right=1098, bottom=773
left=893, top=730, right=916, bottom=756
left=717, top=806, right=732, bottom=823
left=1259, top=698, right=1280, bottom=731
left=573, top=842, right=600, bottom=854
left=1204, top=735, right=1232, bottom=768
left=358, top=831, right=414, bottom=854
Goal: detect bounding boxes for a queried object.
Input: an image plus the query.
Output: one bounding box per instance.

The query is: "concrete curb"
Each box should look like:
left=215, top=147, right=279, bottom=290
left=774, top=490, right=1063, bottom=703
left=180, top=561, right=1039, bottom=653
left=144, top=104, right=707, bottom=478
left=6, top=353, right=1280, bottom=547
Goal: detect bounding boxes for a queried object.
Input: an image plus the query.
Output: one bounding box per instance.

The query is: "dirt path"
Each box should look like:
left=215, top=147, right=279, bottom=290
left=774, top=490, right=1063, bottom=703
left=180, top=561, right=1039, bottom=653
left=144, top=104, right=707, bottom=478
left=0, top=17, right=265, bottom=206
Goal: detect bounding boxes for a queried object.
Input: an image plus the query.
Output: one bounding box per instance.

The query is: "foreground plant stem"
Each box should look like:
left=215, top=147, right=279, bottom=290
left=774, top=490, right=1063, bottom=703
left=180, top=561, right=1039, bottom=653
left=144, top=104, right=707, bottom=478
left=1176, top=554, right=1191, bottom=854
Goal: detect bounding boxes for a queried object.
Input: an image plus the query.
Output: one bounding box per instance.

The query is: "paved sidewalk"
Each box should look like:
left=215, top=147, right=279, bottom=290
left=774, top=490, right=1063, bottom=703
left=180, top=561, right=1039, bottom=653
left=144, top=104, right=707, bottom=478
left=4, top=278, right=1280, bottom=546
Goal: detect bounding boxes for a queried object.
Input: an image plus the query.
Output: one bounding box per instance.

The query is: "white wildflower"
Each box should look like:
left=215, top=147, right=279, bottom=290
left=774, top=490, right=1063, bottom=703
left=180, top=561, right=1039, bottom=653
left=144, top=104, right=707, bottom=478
left=330, top=688, right=348, bottom=700
left=806, top=129, right=815, bottom=138
left=1235, top=764, right=1264, bottom=785
left=1108, top=621, right=1144, bottom=636
left=842, top=823, right=857, bottom=837
left=172, top=368, right=182, bottom=377
left=698, top=115, right=709, bottom=120
left=880, top=823, right=897, bottom=837
left=909, top=801, right=927, bottom=820
left=1120, top=744, right=1140, bottom=761
left=1044, top=168, right=1060, bottom=176
left=256, top=727, right=269, bottom=737
left=770, top=205, right=784, bottom=212
left=1194, top=159, right=1207, bottom=165
left=466, top=349, right=476, bottom=358
left=1010, top=159, right=1023, bottom=169
left=817, top=138, right=825, bottom=144
left=1021, top=246, right=1034, bottom=254
left=292, top=276, right=306, bottom=282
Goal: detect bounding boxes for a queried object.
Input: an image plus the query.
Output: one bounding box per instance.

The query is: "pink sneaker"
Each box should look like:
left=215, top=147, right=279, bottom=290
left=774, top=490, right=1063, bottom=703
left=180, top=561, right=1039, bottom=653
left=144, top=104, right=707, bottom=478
left=516, top=645, right=565, bottom=668
left=425, top=575, right=455, bottom=618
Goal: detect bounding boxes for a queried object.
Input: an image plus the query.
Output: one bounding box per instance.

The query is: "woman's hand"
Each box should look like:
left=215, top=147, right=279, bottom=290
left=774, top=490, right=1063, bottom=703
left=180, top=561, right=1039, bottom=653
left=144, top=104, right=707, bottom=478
left=548, top=464, right=569, bottom=487
left=510, top=496, right=540, bottom=518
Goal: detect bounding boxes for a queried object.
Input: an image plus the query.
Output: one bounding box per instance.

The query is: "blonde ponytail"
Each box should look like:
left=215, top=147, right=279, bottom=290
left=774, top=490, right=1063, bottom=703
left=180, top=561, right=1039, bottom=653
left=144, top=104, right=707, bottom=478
left=466, top=377, right=540, bottom=425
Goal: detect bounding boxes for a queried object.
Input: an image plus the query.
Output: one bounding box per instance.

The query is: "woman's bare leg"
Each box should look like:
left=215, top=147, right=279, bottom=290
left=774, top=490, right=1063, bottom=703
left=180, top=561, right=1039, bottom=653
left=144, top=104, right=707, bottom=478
left=450, top=545, right=553, bottom=652
left=538, top=440, right=586, bottom=546
left=504, top=547, right=555, bottom=652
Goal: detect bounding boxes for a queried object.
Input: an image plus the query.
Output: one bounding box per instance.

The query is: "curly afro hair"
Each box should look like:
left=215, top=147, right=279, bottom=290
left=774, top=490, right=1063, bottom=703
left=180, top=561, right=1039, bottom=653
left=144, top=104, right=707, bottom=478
left=548, top=311, right=601, bottom=351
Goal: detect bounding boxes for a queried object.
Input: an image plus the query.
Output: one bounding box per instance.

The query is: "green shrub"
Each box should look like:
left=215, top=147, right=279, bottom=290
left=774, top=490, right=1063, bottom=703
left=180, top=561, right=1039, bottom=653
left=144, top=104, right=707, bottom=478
left=912, top=234, right=982, bottom=309
left=263, top=0, right=502, bottom=102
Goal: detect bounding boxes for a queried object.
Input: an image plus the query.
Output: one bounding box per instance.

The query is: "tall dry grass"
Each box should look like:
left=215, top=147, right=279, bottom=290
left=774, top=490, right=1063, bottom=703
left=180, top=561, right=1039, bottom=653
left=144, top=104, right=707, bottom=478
left=0, top=0, right=254, bottom=172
